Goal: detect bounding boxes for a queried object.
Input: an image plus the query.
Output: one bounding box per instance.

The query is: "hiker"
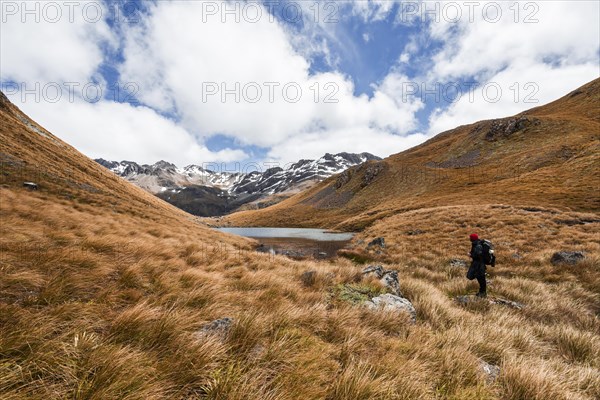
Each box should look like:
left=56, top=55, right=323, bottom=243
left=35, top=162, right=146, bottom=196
left=467, top=233, right=487, bottom=297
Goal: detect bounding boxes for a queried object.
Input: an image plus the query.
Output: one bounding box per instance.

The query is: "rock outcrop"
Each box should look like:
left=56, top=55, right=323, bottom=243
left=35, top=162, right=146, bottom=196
left=365, top=294, right=417, bottom=323
left=361, top=265, right=415, bottom=321
left=197, top=317, right=233, bottom=338
left=361, top=162, right=384, bottom=187
left=550, top=251, right=585, bottom=265
left=484, top=116, right=540, bottom=141
left=479, top=360, right=501, bottom=383
left=367, top=237, right=385, bottom=249
left=362, top=265, right=402, bottom=297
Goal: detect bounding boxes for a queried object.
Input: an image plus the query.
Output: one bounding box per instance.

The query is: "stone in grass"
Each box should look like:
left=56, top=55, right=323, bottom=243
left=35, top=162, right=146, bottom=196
left=449, top=258, right=467, bottom=268
left=362, top=265, right=385, bottom=278
left=365, top=294, right=416, bottom=323
left=550, top=251, right=585, bottom=265
left=480, top=360, right=500, bottom=383
left=489, top=297, right=525, bottom=310
left=367, top=237, right=385, bottom=249
left=362, top=265, right=403, bottom=297
left=196, top=317, right=233, bottom=338
left=300, top=270, right=317, bottom=287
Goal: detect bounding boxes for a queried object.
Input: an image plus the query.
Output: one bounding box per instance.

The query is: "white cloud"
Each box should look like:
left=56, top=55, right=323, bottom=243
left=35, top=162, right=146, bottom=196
left=428, top=62, right=600, bottom=134
left=267, top=126, right=431, bottom=163
left=0, top=0, right=248, bottom=165
left=6, top=92, right=246, bottom=165
left=0, top=0, right=116, bottom=84
left=118, top=1, right=425, bottom=163
left=426, top=1, right=600, bottom=82
left=415, top=0, right=600, bottom=134
left=349, top=0, right=398, bottom=22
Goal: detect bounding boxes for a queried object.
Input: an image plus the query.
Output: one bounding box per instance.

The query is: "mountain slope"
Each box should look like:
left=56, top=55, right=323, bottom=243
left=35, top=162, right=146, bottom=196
left=225, top=78, right=600, bottom=230
left=95, top=152, right=380, bottom=216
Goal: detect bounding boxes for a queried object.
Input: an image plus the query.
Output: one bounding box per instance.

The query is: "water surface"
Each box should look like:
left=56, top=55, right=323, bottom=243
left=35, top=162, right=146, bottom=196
left=216, top=227, right=353, bottom=241
left=216, top=227, right=354, bottom=259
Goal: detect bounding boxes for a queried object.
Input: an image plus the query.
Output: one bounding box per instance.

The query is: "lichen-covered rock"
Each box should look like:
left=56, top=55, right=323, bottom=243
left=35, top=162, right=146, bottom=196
left=380, top=271, right=402, bottom=297
left=484, top=116, right=540, bottom=141
left=550, top=251, right=585, bottom=265
left=365, top=294, right=416, bottom=323
left=367, top=237, right=385, bottom=248
left=362, top=265, right=385, bottom=278
left=449, top=258, right=467, bottom=268
left=300, top=270, right=317, bottom=287
left=362, top=265, right=403, bottom=296
left=197, top=317, right=233, bottom=338
left=480, top=360, right=500, bottom=383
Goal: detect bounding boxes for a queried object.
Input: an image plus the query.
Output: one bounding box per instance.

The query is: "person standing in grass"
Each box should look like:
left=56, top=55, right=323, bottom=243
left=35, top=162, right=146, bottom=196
left=467, top=233, right=487, bottom=297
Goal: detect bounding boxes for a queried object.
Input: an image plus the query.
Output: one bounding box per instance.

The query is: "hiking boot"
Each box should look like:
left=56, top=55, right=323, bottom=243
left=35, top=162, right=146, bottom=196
left=476, top=292, right=487, bottom=298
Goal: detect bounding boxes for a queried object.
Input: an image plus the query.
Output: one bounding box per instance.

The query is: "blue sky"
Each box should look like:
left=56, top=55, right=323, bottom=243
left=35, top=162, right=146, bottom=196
left=1, top=0, right=599, bottom=168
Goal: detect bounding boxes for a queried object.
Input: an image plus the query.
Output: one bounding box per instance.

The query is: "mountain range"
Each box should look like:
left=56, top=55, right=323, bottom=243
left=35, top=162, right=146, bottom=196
left=95, top=152, right=380, bottom=216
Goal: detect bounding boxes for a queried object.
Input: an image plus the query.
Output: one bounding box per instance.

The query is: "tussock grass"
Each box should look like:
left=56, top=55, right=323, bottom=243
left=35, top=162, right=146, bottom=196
left=1, top=87, right=599, bottom=398
left=2, top=187, right=599, bottom=399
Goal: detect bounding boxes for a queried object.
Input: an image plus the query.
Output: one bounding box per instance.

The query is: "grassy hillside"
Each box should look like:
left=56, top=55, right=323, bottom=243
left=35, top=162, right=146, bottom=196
left=1, top=85, right=599, bottom=400
left=225, top=78, right=600, bottom=231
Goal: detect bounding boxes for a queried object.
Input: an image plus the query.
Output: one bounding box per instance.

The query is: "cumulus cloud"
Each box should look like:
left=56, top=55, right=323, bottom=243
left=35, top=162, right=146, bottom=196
left=412, top=0, right=600, bottom=134
left=428, top=62, right=600, bottom=134
left=0, top=0, right=247, bottom=165
left=5, top=93, right=247, bottom=165
left=0, top=0, right=116, bottom=84
left=118, top=1, right=425, bottom=163
left=426, top=1, right=600, bottom=81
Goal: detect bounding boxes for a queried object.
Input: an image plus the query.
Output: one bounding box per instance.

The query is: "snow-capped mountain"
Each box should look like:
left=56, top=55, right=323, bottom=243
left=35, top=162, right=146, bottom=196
left=95, top=152, right=380, bottom=216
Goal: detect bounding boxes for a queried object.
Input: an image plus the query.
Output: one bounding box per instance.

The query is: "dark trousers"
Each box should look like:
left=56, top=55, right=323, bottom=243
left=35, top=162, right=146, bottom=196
left=476, top=273, right=486, bottom=295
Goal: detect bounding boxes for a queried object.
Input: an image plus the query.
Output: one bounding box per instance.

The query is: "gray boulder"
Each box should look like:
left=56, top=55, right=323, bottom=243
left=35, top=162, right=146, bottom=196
left=480, top=360, right=500, bottom=383
left=365, top=294, right=416, bottom=323
left=367, top=237, right=385, bottom=249
left=550, top=251, right=585, bottom=265
left=300, top=270, right=317, bottom=287
left=362, top=265, right=403, bottom=296
left=362, top=264, right=385, bottom=278
left=449, top=258, right=467, bottom=268
left=197, top=317, right=233, bottom=338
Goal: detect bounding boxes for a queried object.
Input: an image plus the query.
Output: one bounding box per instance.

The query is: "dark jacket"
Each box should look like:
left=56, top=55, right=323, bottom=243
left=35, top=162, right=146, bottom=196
left=470, top=240, right=486, bottom=274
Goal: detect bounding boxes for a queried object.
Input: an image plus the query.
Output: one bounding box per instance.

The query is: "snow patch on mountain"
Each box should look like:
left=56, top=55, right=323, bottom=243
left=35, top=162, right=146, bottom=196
left=95, top=152, right=380, bottom=216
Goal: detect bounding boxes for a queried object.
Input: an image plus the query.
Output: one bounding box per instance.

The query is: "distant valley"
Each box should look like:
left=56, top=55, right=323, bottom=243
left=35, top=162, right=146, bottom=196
left=95, top=152, right=380, bottom=216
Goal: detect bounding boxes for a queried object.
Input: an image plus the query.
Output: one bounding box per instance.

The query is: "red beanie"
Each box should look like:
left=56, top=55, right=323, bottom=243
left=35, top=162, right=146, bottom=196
left=469, top=233, right=479, bottom=241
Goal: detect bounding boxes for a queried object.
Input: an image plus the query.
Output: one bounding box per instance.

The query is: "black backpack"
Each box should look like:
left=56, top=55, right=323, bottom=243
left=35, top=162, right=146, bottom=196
left=481, top=240, right=496, bottom=266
